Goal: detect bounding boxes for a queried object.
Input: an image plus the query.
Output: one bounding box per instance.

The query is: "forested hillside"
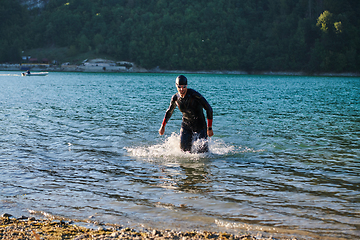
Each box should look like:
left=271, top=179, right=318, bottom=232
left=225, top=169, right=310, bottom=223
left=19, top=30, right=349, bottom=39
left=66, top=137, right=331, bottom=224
left=1, top=0, right=359, bottom=73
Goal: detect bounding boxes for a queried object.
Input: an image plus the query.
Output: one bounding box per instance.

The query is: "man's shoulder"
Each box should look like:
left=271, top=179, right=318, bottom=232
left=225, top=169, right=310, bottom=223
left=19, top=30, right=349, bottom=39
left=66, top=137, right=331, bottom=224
left=171, top=93, right=179, bottom=101
left=186, top=88, right=196, bottom=95
left=188, top=88, right=203, bottom=98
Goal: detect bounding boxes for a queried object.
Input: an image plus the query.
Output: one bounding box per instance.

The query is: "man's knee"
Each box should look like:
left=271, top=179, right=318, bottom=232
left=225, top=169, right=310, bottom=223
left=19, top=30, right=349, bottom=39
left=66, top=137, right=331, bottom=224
left=180, top=142, right=192, bottom=152
left=192, top=128, right=209, bottom=153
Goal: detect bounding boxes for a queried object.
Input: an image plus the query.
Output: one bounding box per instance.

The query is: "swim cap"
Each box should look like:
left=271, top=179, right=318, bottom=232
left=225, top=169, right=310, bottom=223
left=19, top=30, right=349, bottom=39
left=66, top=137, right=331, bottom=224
left=176, top=75, right=187, bottom=85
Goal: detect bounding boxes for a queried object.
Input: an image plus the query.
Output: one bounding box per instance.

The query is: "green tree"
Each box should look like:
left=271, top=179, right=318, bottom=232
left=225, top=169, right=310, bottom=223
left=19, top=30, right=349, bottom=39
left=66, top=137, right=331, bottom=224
left=317, top=10, right=333, bottom=33
left=78, top=34, right=90, bottom=52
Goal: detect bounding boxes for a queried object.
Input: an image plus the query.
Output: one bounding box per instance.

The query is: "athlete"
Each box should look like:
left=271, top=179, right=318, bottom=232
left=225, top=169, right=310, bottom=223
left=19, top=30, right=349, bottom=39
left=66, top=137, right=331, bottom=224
left=159, top=75, right=213, bottom=153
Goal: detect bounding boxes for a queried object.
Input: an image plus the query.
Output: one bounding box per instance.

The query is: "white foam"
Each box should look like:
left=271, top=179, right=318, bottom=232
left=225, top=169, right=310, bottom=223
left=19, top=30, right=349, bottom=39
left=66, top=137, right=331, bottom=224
left=125, top=132, right=240, bottom=162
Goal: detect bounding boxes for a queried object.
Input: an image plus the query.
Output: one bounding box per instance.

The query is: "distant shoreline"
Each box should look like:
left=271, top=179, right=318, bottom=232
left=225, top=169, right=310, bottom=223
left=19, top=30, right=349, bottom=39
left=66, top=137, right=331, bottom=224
left=0, top=63, right=359, bottom=77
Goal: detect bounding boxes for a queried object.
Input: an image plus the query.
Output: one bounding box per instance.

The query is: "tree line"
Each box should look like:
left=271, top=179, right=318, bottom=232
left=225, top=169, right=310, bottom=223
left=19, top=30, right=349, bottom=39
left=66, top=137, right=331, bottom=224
left=1, top=0, right=359, bottom=73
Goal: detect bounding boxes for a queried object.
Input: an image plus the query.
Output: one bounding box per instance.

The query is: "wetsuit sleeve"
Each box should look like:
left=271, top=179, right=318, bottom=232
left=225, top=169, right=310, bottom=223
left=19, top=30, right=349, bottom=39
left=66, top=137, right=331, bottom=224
left=194, top=92, right=213, bottom=125
left=162, top=94, right=177, bottom=126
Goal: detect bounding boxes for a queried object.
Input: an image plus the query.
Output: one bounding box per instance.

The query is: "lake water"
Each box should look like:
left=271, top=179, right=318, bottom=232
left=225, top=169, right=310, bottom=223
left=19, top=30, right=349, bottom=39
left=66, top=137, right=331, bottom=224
left=0, top=71, right=359, bottom=239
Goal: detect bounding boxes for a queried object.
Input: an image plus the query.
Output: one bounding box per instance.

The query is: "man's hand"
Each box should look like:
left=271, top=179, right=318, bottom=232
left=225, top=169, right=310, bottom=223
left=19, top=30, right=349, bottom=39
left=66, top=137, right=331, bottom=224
left=159, top=125, right=165, bottom=135
left=207, top=129, right=214, bottom=137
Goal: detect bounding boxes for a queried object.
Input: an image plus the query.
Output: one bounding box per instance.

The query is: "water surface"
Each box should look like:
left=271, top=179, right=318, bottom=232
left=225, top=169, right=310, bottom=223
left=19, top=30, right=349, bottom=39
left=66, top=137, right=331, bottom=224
left=0, top=71, right=359, bottom=239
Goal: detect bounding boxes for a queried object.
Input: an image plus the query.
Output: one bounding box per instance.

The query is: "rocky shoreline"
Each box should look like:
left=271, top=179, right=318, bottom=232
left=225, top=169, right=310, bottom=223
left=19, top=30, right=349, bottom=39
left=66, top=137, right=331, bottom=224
left=1, top=213, right=298, bottom=240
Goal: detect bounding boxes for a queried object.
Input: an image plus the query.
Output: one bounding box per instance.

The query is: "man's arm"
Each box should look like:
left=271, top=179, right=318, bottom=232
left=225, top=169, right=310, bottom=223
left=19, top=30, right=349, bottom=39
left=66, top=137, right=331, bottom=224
left=194, top=92, right=214, bottom=137
left=159, top=95, right=177, bottom=135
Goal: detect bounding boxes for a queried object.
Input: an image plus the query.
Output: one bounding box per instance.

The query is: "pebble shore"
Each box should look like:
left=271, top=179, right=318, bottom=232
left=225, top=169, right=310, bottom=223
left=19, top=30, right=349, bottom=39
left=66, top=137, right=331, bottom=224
left=0, top=213, right=299, bottom=240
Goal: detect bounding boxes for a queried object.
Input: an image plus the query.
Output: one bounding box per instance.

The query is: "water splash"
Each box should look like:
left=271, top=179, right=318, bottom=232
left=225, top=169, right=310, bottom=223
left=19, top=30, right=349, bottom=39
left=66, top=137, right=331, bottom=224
left=125, top=132, right=257, bottom=162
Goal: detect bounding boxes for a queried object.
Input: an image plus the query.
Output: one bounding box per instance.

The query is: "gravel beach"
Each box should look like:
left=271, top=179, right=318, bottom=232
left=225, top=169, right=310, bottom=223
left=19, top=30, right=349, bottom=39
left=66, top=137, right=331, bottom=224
left=1, top=214, right=298, bottom=240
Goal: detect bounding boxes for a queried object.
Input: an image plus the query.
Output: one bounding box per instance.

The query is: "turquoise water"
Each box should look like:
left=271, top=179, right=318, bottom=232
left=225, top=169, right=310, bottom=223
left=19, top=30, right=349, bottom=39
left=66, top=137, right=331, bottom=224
left=0, top=71, right=359, bottom=239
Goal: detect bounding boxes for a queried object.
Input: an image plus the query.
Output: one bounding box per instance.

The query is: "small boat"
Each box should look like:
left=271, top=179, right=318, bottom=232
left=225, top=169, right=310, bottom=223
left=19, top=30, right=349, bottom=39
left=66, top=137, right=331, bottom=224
left=21, top=72, right=48, bottom=76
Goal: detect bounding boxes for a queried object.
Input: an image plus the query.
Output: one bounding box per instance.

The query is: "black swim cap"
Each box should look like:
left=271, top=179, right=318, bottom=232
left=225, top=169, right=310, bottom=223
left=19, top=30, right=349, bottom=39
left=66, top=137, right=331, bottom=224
left=176, top=75, right=187, bottom=85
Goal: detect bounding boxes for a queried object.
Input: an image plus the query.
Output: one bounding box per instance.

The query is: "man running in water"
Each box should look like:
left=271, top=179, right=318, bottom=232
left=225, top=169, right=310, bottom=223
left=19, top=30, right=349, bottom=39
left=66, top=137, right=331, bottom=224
left=159, top=75, right=213, bottom=153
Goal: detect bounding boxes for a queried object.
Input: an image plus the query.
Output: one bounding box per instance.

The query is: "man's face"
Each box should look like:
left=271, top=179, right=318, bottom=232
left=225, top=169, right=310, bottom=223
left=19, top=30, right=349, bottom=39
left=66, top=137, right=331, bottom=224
left=176, top=84, right=187, bottom=97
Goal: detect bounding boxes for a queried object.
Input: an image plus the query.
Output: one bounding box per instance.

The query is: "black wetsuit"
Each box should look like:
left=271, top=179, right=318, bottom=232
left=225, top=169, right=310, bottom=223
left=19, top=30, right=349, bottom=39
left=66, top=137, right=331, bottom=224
left=163, top=88, right=213, bottom=152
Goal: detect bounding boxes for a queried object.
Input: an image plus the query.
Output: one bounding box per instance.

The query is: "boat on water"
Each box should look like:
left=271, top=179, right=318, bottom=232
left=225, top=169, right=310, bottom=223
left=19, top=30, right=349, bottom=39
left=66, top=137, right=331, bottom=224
left=21, top=72, right=49, bottom=76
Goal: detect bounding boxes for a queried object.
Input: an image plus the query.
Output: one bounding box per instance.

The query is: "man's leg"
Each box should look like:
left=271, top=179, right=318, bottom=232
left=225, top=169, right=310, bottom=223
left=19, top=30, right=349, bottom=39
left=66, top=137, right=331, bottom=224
left=195, top=128, right=209, bottom=153
left=180, top=127, right=192, bottom=152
